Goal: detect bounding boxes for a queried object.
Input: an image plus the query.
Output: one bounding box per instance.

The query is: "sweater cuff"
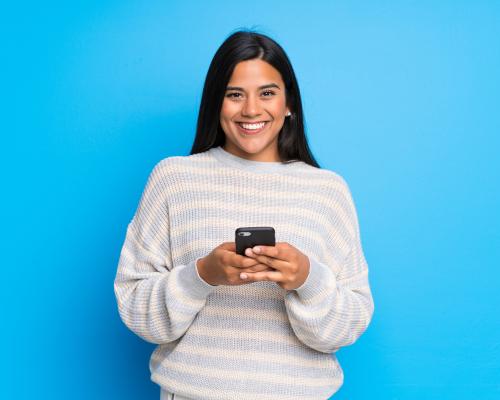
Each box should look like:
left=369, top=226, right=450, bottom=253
left=175, top=257, right=217, bottom=300
left=293, top=256, right=337, bottom=301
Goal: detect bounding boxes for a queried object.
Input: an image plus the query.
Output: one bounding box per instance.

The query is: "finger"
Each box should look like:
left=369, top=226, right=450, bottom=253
left=252, top=245, right=282, bottom=260
left=240, top=270, right=284, bottom=283
left=253, top=255, right=289, bottom=272
left=241, top=264, right=273, bottom=273
left=230, top=253, right=261, bottom=269
left=244, top=247, right=258, bottom=258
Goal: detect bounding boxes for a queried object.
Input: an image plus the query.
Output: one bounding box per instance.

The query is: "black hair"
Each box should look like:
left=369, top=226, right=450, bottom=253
left=189, top=28, right=320, bottom=168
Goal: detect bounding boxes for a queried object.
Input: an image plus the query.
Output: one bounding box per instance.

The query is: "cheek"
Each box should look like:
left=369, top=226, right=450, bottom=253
left=219, top=103, right=236, bottom=135
left=220, top=100, right=239, bottom=120
left=271, top=96, right=287, bottom=114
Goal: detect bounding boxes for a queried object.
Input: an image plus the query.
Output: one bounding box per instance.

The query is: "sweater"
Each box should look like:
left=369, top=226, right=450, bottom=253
left=114, top=145, right=374, bottom=400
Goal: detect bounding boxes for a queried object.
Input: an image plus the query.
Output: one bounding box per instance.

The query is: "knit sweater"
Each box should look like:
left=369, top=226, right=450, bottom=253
left=114, top=145, right=374, bottom=400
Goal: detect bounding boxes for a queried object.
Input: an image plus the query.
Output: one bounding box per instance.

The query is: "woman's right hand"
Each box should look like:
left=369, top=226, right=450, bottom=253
left=196, top=242, right=272, bottom=286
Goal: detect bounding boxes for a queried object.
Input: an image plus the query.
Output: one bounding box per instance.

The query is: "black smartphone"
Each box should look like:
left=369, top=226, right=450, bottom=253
left=235, top=226, right=276, bottom=256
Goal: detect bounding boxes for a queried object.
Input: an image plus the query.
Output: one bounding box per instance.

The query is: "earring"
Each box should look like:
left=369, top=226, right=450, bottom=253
left=286, top=111, right=291, bottom=117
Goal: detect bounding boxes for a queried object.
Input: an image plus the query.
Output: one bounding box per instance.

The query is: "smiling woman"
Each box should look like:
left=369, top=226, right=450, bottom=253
left=220, top=59, right=290, bottom=161
left=114, top=29, right=374, bottom=400
left=190, top=29, right=318, bottom=167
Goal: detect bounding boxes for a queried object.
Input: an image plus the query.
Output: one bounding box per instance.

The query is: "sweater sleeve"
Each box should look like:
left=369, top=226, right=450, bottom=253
left=113, top=162, right=217, bottom=345
left=284, top=177, right=374, bottom=353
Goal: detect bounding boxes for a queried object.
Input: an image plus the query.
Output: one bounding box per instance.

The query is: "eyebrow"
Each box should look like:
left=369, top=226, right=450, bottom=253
left=225, top=83, right=281, bottom=91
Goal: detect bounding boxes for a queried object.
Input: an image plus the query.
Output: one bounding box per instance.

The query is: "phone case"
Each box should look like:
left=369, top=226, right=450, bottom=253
left=235, top=226, right=276, bottom=255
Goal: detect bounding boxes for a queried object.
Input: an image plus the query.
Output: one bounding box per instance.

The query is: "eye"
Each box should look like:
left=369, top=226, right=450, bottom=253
left=262, top=90, right=276, bottom=97
left=226, top=92, right=241, bottom=98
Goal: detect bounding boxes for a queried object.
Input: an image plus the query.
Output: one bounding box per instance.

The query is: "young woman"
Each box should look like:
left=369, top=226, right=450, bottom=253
left=114, top=30, right=374, bottom=400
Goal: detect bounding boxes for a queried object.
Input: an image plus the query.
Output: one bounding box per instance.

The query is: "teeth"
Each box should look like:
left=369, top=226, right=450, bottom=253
left=238, top=122, right=266, bottom=130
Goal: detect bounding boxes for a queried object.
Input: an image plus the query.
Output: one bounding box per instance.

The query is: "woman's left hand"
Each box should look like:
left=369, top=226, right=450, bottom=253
left=240, top=242, right=310, bottom=290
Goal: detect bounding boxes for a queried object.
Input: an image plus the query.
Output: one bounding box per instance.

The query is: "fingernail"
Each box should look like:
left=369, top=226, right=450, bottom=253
left=253, top=246, right=260, bottom=253
left=240, top=273, right=248, bottom=279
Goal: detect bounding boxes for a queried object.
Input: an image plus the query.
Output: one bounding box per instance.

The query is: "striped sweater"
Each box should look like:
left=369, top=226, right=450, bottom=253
left=114, top=145, right=374, bottom=400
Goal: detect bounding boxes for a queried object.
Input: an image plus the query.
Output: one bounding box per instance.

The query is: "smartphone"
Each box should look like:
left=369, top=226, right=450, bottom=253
left=235, top=226, right=276, bottom=256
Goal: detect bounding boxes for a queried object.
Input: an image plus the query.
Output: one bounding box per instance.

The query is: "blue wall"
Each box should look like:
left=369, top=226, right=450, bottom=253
left=2, top=1, right=499, bottom=399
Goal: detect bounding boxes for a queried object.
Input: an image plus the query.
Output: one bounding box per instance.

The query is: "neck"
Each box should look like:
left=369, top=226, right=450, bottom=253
left=222, top=143, right=281, bottom=163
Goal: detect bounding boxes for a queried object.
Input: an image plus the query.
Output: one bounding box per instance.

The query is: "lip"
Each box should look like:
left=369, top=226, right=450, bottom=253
left=235, top=121, right=270, bottom=135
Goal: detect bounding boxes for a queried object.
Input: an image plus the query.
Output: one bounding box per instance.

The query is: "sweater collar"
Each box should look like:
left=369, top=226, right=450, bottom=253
left=209, top=146, right=300, bottom=174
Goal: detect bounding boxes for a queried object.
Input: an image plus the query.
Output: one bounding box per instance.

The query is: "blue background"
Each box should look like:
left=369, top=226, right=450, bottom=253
left=2, top=1, right=499, bottom=399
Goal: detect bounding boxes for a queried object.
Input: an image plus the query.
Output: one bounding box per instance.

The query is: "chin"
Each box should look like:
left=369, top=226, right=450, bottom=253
left=236, top=139, right=269, bottom=152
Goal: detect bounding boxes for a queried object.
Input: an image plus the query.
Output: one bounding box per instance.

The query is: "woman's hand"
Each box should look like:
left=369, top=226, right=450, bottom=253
left=196, top=242, right=273, bottom=286
left=239, top=242, right=311, bottom=290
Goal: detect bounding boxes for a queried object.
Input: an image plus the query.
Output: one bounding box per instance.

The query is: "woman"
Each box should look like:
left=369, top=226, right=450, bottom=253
left=114, top=29, right=374, bottom=400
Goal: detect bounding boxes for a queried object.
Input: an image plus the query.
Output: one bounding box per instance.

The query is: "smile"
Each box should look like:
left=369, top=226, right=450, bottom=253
left=235, top=121, right=269, bottom=135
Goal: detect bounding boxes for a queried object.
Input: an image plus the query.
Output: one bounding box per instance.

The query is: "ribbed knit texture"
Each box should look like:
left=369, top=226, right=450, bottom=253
left=114, top=145, right=374, bottom=400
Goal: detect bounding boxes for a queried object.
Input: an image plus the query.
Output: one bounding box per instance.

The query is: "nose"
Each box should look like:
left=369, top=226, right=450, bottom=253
left=241, top=93, right=262, bottom=117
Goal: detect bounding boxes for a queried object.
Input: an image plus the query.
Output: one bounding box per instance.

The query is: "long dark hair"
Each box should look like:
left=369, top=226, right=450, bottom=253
left=189, top=29, right=320, bottom=168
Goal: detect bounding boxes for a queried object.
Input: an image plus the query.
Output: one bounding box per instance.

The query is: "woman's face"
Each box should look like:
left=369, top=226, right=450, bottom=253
left=220, top=58, right=290, bottom=162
